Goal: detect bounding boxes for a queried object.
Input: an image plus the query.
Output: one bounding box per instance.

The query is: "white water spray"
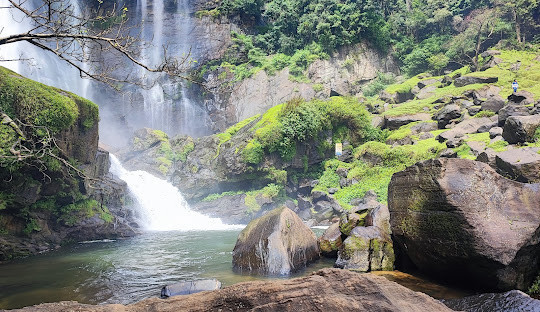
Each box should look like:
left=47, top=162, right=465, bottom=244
left=109, top=155, right=242, bottom=231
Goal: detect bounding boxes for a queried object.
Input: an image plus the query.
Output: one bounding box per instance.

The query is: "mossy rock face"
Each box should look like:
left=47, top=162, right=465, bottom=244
left=339, top=211, right=367, bottom=236
left=318, top=222, right=343, bottom=257
left=0, top=66, right=99, bottom=164
left=388, top=158, right=540, bottom=291
left=232, top=206, right=320, bottom=275
left=335, top=226, right=394, bottom=271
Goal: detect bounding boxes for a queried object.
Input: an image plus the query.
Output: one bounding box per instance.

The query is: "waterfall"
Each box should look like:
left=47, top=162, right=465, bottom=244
left=109, top=155, right=242, bottom=231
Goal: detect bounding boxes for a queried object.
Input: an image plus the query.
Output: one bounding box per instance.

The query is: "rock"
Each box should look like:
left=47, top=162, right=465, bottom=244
left=454, top=76, right=498, bottom=87
left=335, top=167, right=348, bottom=178
left=508, top=91, right=535, bottom=105
left=380, top=89, right=414, bottom=104
left=481, top=95, right=505, bottom=113
left=339, top=211, right=367, bottom=235
left=442, top=290, right=540, bottom=312
left=477, top=149, right=497, bottom=167
left=311, top=190, right=329, bottom=203
left=498, top=104, right=530, bottom=127
left=480, top=50, right=501, bottom=57
left=318, top=222, right=343, bottom=257
left=364, top=202, right=391, bottom=235
left=161, top=279, right=221, bottom=298
left=328, top=188, right=338, bottom=194
left=10, top=268, right=456, bottom=312
left=433, top=104, right=462, bottom=128
left=232, top=207, right=320, bottom=275
left=416, top=85, right=437, bottom=100
left=439, top=148, right=457, bottom=158
left=192, top=193, right=271, bottom=224
left=410, top=122, right=438, bottom=134
left=298, top=179, right=314, bottom=196
left=418, top=132, right=433, bottom=140
left=489, top=127, right=503, bottom=139
left=437, top=117, right=496, bottom=142
left=383, top=113, right=431, bottom=130
left=441, top=75, right=452, bottom=86
left=495, top=148, right=540, bottom=182
left=388, top=158, right=540, bottom=291
left=445, top=137, right=463, bottom=148
left=417, top=79, right=439, bottom=89
left=481, top=56, right=503, bottom=70
left=502, top=115, right=540, bottom=144
left=335, top=226, right=394, bottom=271
left=468, top=106, right=482, bottom=116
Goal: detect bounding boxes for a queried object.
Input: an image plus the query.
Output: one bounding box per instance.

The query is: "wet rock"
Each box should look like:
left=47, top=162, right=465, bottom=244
left=442, top=290, right=540, bottom=312
left=383, top=113, right=431, bottom=130
left=502, top=115, right=540, bottom=144
left=454, top=76, right=498, bottom=87
left=232, top=207, right=320, bottom=275
left=495, top=147, right=540, bottom=183
left=339, top=211, right=367, bottom=236
left=161, top=279, right=221, bottom=298
left=388, top=158, right=540, bottom=291
left=13, top=268, right=456, bottom=312
left=318, top=222, right=343, bottom=257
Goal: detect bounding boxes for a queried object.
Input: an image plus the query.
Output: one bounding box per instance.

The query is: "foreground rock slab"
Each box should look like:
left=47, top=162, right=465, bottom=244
left=442, top=290, right=540, bottom=312
left=232, top=206, right=319, bottom=275
left=8, top=269, right=454, bottom=312
left=388, top=158, right=540, bottom=291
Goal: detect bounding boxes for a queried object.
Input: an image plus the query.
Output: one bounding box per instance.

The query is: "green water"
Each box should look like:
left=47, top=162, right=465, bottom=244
left=0, top=230, right=334, bottom=310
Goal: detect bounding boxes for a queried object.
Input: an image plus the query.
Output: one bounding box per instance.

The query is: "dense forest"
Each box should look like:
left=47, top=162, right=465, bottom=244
left=197, top=0, right=539, bottom=82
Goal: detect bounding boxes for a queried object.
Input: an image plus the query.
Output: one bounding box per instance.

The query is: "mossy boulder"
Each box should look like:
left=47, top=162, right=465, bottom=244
left=335, top=226, right=394, bottom=271
left=232, top=206, right=320, bottom=275
left=388, top=158, right=540, bottom=291
left=318, top=222, right=343, bottom=257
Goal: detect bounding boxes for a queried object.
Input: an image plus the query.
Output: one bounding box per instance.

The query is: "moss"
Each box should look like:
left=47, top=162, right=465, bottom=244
left=454, top=143, right=475, bottom=160
left=465, top=132, right=491, bottom=145
left=217, top=114, right=260, bottom=144
left=179, top=138, right=195, bottom=162
left=474, top=110, right=496, bottom=118
left=312, top=83, right=324, bottom=92
left=242, top=139, right=264, bottom=164
left=488, top=140, right=509, bottom=152
left=385, top=75, right=421, bottom=94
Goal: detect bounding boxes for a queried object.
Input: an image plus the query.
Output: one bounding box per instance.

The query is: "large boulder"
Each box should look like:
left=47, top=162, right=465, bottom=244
left=442, top=290, right=540, bottom=312
left=498, top=104, right=530, bottom=127
left=495, top=147, right=540, bottom=183
left=318, top=222, right=343, bottom=257
left=232, top=206, right=320, bottom=275
left=388, top=158, right=540, bottom=291
left=9, top=269, right=455, bottom=312
left=502, top=115, right=540, bottom=144
left=454, top=76, right=498, bottom=87
left=335, top=226, right=394, bottom=271
left=433, top=104, right=462, bottom=128
left=437, top=117, right=496, bottom=142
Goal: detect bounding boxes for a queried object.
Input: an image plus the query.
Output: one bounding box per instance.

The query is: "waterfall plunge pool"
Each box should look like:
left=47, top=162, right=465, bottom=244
left=0, top=230, right=335, bottom=310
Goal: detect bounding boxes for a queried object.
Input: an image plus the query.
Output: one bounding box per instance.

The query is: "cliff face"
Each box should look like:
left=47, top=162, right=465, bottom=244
left=0, top=67, right=137, bottom=262
left=201, top=42, right=399, bottom=132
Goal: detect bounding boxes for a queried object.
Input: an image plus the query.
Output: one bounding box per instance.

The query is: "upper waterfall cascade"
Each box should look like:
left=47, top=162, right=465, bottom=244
left=109, top=155, right=243, bottom=231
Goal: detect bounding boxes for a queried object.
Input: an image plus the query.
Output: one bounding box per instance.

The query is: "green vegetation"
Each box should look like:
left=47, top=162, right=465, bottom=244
left=241, top=96, right=384, bottom=163
left=474, top=110, right=496, bottom=118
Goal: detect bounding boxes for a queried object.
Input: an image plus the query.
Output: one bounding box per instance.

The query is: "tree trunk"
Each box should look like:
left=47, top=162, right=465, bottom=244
left=512, top=8, right=522, bottom=44
left=405, top=0, right=411, bottom=12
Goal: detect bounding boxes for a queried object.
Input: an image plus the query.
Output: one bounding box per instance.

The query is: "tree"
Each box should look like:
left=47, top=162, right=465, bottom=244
left=0, top=0, right=191, bottom=89
left=495, top=0, right=539, bottom=44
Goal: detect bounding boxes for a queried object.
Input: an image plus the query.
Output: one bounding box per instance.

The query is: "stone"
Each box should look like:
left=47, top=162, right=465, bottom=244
left=481, top=95, right=505, bottom=113
left=471, top=85, right=501, bottom=102
left=418, top=133, right=433, bottom=140
left=481, top=56, right=503, bottom=70
left=480, top=50, right=501, bottom=57
left=318, top=222, right=343, bottom=257
left=311, top=190, right=329, bottom=203
left=161, top=279, right=221, bottom=298
left=489, top=127, right=503, bottom=139
left=495, top=148, right=540, bottom=183
left=388, top=158, right=540, bottom=291
left=328, top=188, right=338, bottom=195
left=10, top=268, right=456, bottom=312
left=410, top=122, right=438, bottom=134
left=438, top=148, right=457, bottom=158
left=437, top=117, right=495, bottom=142
left=476, top=149, right=497, bottom=167
left=298, top=178, right=314, bottom=196
left=498, top=104, right=530, bottom=127
left=383, top=113, right=431, bottom=130
left=445, top=137, right=463, bottom=148
left=335, top=226, right=394, bottom=271
left=454, top=76, right=498, bottom=87
left=468, top=106, right=482, bottom=116
left=433, top=104, right=462, bottom=128
left=335, top=167, right=348, bottom=178
left=232, top=207, right=320, bottom=275
left=339, top=211, right=367, bottom=236
left=502, top=115, right=540, bottom=144
left=442, top=290, right=540, bottom=312
left=380, top=89, right=414, bottom=104
left=416, top=85, right=437, bottom=100
left=508, top=91, right=536, bottom=105
left=417, top=78, right=439, bottom=89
